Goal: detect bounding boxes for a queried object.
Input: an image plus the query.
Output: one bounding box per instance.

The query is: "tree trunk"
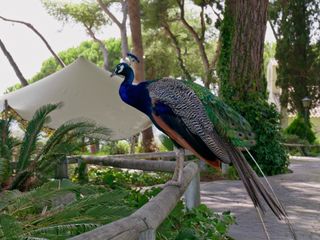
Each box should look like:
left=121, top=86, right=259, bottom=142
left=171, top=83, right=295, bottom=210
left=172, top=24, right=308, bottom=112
left=120, top=27, right=129, bottom=59
left=0, top=38, right=28, bottom=87
left=128, top=0, right=156, bottom=152
left=220, top=0, right=268, bottom=100
left=96, top=0, right=129, bottom=59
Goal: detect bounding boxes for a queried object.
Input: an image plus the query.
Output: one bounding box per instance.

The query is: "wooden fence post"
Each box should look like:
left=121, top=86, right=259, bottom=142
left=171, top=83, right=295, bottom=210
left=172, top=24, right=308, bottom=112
left=55, top=158, right=69, bottom=179
left=139, top=229, right=156, bottom=240
left=184, top=168, right=200, bottom=210
left=77, top=158, right=88, bottom=183
left=221, top=163, right=229, bottom=174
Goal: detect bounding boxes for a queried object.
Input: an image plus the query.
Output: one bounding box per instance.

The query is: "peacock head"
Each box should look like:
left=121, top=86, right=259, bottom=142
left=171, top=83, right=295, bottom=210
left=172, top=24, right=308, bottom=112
left=111, top=53, right=140, bottom=78
left=110, top=62, right=132, bottom=77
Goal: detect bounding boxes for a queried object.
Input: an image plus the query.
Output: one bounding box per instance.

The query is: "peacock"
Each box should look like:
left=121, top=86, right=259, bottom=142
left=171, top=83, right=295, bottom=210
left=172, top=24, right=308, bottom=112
left=111, top=54, right=296, bottom=240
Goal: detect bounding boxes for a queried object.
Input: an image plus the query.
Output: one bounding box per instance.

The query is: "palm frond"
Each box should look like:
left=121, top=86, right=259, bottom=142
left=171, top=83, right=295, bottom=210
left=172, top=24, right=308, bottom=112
left=27, top=223, right=100, bottom=237
left=0, top=214, right=23, bottom=239
left=16, top=103, right=62, bottom=172
left=35, top=121, right=109, bottom=171
left=23, top=237, right=49, bottom=240
left=0, top=157, right=11, bottom=184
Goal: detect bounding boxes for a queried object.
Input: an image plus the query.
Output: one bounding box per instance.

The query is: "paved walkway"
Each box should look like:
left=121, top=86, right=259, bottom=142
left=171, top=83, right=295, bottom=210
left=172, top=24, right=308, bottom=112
left=201, top=157, right=320, bottom=240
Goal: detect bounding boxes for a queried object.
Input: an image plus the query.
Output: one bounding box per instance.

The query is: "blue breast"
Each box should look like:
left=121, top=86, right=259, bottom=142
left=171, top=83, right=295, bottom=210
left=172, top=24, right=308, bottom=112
left=119, top=82, right=152, bottom=116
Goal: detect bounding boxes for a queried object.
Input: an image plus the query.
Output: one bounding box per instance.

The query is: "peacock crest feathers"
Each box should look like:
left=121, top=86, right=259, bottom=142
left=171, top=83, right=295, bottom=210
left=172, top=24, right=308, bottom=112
left=183, top=80, right=256, bottom=148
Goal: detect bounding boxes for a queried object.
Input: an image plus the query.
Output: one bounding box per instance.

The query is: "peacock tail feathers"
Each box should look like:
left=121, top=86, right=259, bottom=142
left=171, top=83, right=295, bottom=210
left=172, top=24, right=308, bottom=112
left=183, top=80, right=255, bottom=148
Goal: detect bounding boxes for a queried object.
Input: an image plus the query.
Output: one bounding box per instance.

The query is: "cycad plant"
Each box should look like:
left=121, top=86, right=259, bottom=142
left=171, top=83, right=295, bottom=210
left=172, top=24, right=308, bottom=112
left=0, top=117, right=16, bottom=190
left=0, top=103, right=110, bottom=191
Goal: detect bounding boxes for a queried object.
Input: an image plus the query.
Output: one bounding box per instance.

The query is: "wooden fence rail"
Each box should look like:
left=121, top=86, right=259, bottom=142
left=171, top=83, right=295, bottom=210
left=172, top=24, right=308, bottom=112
left=282, top=143, right=320, bottom=156
left=59, top=152, right=200, bottom=240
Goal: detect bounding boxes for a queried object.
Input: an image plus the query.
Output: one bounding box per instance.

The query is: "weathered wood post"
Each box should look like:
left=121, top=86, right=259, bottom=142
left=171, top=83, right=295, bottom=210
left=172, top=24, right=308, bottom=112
left=221, top=163, right=229, bottom=174
left=139, top=229, right=155, bottom=240
left=184, top=168, right=201, bottom=210
left=55, top=158, right=69, bottom=179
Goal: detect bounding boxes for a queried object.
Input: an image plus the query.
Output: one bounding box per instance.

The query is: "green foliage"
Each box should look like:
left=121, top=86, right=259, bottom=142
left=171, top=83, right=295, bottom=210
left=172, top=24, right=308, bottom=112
left=272, top=0, right=320, bottom=115
left=0, top=214, right=23, bottom=239
left=142, top=0, right=177, bottom=29
left=42, top=0, right=108, bottom=31
left=159, top=134, right=174, bottom=151
left=126, top=187, right=162, bottom=208
left=157, top=203, right=235, bottom=240
left=2, top=104, right=110, bottom=190
left=228, top=96, right=289, bottom=175
left=17, top=103, right=60, bottom=172
left=99, top=140, right=130, bottom=155
left=285, top=116, right=316, bottom=144
left=84, top=167, right=170, bottom=189
left=217, top=5, right=235, bottom=100
left=0, top=180, right=137, bottom=239
left=142, top=0, right=218, bottom=84
left=225, top=166, right=239, bottom=180
left=0, top=118, right=14, bottom=186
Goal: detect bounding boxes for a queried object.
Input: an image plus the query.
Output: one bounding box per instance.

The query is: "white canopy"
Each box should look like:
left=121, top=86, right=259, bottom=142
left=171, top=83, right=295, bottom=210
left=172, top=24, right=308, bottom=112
left=0, top=57, right=150, bottom=140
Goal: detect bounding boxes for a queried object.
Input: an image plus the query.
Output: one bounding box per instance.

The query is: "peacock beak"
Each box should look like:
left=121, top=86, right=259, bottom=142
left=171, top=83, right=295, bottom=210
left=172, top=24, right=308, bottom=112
left=110, top=72, right=116, bottom=77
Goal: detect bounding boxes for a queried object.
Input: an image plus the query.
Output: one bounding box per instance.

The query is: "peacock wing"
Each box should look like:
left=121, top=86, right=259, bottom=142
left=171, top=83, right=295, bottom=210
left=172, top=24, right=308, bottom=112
left=183, top=80, right=256, bottom=148
left=147, top=78, right=231, bottom=163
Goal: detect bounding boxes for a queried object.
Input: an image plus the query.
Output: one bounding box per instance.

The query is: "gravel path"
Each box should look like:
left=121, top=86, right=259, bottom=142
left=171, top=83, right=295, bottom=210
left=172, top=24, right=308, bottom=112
left=201, top=157, right=320, bottom=240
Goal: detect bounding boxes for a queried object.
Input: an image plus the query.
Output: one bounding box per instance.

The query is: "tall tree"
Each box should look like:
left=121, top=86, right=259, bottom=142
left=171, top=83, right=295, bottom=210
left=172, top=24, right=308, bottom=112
left=42, top=0, right=110, bottom=70
left=218, top=0, right=268, bottom=101
left=270, top=0, right=320, bottom=119
left=0, top=38, right=28, bottom=87
left=128, top=0, right=156, bottom=152
left=96, top=0, right=129, bottom=59
left=218, top=0, right=289, bottom=175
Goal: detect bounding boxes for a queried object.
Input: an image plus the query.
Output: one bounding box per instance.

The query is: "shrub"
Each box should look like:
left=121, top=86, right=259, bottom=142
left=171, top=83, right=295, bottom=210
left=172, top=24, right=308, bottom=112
left=229, top=97, right=289, bottom=176
left=157, top=203, right=235, bottom=240
left=285, top=115, right=316, bottom=144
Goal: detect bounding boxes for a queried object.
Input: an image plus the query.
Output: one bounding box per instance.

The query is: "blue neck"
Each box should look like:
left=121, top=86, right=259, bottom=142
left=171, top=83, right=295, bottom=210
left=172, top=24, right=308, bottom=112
left=119, top=68, right=152, bottom=115
left=122, top=67, right=135, bottom=85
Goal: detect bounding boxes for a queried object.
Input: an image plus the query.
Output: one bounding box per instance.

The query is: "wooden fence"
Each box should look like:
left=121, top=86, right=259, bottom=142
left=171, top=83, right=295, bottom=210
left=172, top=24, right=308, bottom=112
left=282, top=143, right=320, bottom=156
left=58, top=151, right=200, bottom=240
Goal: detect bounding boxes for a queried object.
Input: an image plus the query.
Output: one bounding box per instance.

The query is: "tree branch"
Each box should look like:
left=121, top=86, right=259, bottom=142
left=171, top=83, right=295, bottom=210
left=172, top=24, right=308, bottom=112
left=96, top=0, right=129, bottom=58
left=0, top=16, right=65, bottom=68
left=176, top=0, right=210, bottom=85
left=96, top=0, right=121, bottom=27
left=85, top=25, right=109, bottom=70
left=162, top=23, right=192, bottom=80
left=200, top=6, right=206, bottom=41
left=0, top=38, right=28, bottom=87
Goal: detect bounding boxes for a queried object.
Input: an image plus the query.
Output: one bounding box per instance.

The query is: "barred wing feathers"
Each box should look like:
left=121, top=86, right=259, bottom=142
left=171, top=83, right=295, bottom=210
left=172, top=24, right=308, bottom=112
left=183, top=80, right=255, bottom=148
left=147, top=78, right=231, bottom=164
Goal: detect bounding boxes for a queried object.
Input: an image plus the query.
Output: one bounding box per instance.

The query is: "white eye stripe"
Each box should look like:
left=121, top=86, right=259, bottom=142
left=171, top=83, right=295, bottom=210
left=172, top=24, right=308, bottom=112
left=118, top=65, right=124, bottom=73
